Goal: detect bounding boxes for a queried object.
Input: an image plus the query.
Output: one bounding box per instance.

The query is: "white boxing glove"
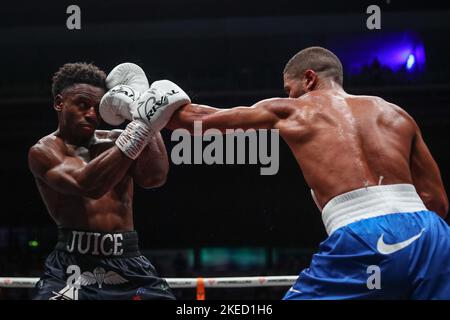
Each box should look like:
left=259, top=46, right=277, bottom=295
left=100, top=80, right=190, bottom=159
left=133, top=80, right=191, bottom=132
left=105, top=63, right=149, bottom=92
left=99, top=85, right=138, bottom=125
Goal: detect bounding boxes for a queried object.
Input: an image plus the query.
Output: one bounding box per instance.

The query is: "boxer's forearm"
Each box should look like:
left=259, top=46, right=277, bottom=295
left=132, top=133, right=169, bottom=188
left=167, top=100, right=280, bottom=133
left=166, top=103, right=220, bottom=133
left=74, top=120, right=157, bottom=197
left=30, top=141, right=133, bottom=199
left=73, top=147, right=134, bottom=198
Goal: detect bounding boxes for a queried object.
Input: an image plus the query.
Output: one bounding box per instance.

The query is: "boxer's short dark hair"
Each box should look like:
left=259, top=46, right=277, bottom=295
left=52, top=62, right=107, bottom=98
left=284, top=47, right=343, bottom=86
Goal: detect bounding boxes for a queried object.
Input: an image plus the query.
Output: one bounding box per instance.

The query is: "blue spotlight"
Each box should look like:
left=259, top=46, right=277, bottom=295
left=330, top=31, right=426, bottom=74
left=406, top=54, right=415, bottom=70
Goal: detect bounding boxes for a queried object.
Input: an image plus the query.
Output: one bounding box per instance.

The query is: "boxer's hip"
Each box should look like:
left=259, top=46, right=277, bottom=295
left=55, top=228, right=140, bottom=258
left=34, top=229, right=175, bottom=300
left=316, top=184, right=449, bottom=294
left=321, top=183, right=427, bottom=235
left=286, top=186, right=450, bottom=299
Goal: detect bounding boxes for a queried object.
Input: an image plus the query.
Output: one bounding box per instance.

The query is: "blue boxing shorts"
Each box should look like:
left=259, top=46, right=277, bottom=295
left=33, top=229, right=175, bottom=300
left=284, top=184, right=450, bottom=300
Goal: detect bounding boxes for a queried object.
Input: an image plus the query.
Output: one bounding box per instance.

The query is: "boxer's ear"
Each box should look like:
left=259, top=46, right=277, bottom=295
left=304, top=69, right=318, bottom=92
left=54, top=94, right=63, bottom=111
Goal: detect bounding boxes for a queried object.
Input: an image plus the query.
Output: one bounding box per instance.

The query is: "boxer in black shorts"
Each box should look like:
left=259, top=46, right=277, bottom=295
left=28, top=62, right=188, bottom=300
left=35, top=229, right=171, bottom=300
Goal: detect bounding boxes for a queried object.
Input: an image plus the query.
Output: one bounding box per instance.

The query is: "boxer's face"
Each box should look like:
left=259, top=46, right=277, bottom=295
left=283, top=74, right=304, bottom=98
left=55, top=84, right=105, bottom=140
left=283, top=70, right=317, bottom=98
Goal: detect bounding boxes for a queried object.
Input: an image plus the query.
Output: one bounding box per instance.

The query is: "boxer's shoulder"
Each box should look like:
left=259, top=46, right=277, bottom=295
left=357, top=96, right=416, bottom=129
left=255, top=97, right=298, bottom=118
left=31, top=133, right=66, bottom=155
left=28, top=133, right=67, bottom=174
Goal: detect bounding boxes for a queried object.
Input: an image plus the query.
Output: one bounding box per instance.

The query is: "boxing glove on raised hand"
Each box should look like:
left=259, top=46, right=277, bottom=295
left=99, top=85, right=152, bottom=159
left=133, top=80, right=191, bottom=132
left=105, top=63, right=149, bottom=92
left=114, top=82, right=190, bottom=159
left=99, top=85, right=138, bottom=126
left=100, top=80, right=190, bottom=128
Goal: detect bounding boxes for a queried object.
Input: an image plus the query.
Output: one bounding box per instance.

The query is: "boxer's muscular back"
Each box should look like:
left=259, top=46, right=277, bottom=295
left=278, top=90, right=420, bottom=208
left=29, top=132, right=134, bottom=232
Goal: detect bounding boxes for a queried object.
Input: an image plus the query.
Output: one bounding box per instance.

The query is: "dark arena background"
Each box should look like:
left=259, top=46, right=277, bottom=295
left=0, top=0, right=449, bottom=300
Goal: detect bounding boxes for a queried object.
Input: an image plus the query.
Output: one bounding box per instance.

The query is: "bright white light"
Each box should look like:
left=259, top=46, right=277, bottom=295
left=406, top=54, right=415, bottom=70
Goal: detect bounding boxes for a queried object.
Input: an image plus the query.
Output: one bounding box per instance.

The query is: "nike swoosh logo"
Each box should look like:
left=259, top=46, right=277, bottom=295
left=377, top=228, right=425, bottom=255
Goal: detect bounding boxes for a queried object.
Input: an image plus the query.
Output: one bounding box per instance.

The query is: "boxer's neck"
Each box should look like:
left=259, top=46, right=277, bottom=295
left=315, top=78, right=344, bottom=92
left=56, top=127, right=96, bottom=148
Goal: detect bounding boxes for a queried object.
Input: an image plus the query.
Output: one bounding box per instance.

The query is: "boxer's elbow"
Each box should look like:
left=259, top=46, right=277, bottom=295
left=136, top=172, right=168, bottom=189
left=423, top=194, right=448, bottom=219
left=82, top=186, right=109, bottom=199
left=434, top=204, right=448, bottom=219
left=434, top=192, right=448, bottom=218
left=438, top=197, right=449, bottom=219
left=77, top=180, right=109, bottom=199
left=148, top=173, right=167, bottom=188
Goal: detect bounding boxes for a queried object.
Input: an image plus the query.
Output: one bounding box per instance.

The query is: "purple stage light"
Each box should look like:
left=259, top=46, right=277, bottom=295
left=329, top=31, right=426, bottom=74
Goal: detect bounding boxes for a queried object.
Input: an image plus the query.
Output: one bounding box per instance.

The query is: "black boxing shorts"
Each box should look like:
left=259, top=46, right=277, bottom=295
left=33, top=229, right=175, bottom=300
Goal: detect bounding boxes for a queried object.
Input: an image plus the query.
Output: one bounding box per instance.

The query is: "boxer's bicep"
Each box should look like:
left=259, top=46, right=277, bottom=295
left=410, top=130, right=448, bottom=217
left=44, top=164, right=86, bottom=195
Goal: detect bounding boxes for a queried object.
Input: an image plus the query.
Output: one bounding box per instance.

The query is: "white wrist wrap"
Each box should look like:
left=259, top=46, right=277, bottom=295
left=115, top=120, right=153, bottom=159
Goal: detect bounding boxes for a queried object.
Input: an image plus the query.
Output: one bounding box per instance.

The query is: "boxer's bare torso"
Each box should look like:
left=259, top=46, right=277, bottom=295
left=30, top=131, right=134, bottom=231
left=170, top=88, right=448, bottom=217
left=28, top=83, right=169, bottom=232
left=272, top=89, right=417, bottom=207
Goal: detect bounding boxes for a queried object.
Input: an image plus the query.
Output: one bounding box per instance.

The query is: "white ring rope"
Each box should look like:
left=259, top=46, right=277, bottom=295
left=0, top=276, right=297, bottom=289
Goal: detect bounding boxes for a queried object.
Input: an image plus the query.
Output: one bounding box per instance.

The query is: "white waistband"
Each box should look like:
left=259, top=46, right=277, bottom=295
left=322, top=184, right=427, bottom=235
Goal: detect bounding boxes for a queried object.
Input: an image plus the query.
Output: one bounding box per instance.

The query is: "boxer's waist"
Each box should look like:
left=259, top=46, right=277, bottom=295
left=322, top=184, right=427, bottom=235
left=56, top=229, right=140, bottom=258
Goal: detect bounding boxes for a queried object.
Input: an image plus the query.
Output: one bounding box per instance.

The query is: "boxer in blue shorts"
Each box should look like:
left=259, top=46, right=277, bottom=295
left=28, top=62, right=190, bottom=299
left=163, top=46, right=449, bottom=299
